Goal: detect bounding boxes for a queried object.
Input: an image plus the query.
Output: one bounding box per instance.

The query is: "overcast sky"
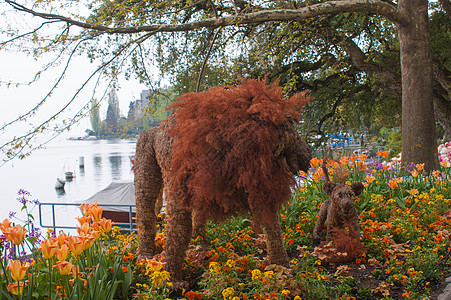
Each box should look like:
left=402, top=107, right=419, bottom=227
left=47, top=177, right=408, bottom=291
left=0, top=50, right=149, bottom=138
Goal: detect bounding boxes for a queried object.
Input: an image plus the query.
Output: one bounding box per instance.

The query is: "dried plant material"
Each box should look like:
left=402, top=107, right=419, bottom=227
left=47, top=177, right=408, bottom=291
left=373, top=281, right=393, bottom=297
left=334, top=265, right=350, bottom=276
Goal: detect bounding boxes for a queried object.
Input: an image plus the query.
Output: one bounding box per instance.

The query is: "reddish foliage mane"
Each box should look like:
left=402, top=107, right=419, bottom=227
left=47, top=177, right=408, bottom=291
left=166, top=78, right=310, bottom=221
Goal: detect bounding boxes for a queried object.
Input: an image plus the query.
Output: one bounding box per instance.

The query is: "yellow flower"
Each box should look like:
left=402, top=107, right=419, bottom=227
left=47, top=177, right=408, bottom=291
left=263, top=270, right=274, bottom=278
left=281, top=289, right=290, bottom=296
left=209, top=262, right=221, bottom=274
left=221, top=287, right=234, bottom=299
left=225, top=259, right=236, bottom=269
left=251, top=269, right=262, bottom=281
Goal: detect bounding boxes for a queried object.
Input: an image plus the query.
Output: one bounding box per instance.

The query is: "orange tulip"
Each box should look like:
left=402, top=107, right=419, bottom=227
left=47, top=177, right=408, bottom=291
left=91, top=221, right=100, bottom=231
left=66, top=236, right=84, bottom=256
left=40, top=239, right=58, bottom=259
left=90, top=230, right=101, bottom=241
left=80, top=203, right=93, bottom=216
left=416, top=163, right=425, bottom=171
left=365, top=175, right=375, bottom=183
left=349, top=154, right=357, bottom=162
left=340, top=156, right=349, bottom=166
left=7, top=282, right=25, bottom=295
left=99, top=218, right=114, bottom=233
left=377, top=151, right=389, bottom=158
left=55, top=244, right=69, bottom=261
left=76, top=222, right=91, bottom=236
left=76, top=215, right=91, bottom=226
left=7, top=260, right=31, bottom=281
left=80, top=235, right=96, bottom=250
left=410, top=169, right=419, bottom=178
left=407, top=189, right=419, bottom=196
left=54, top=259, right=73, bottom=275
left=57, top=233, right=68, bottom=247
left=388, top=180, right=398, bottom=189
left=432, top=170, right=441, bottom=177
left=89, top=206, right=104, bottom=222
left=145, top=259, right=166, bottom=272
left=69, top=264, right=82, bottom=278
left=7, top=225, right=27, bottom=245
left=358, top=154, right=368, bottom=162
left=0, top=218, right=12, bottom=233
left=394, top=177, right=404, bottom=183
left=310, top=157, right=321, bottom=168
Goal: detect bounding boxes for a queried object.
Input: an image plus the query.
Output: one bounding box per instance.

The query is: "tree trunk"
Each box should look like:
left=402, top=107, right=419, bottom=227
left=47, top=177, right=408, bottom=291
left=398, top=0, right=439, bottom=171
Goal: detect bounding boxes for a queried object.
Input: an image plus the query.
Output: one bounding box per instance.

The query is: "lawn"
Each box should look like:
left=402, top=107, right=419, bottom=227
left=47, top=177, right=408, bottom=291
left=1, top=143, right=451, bottom=300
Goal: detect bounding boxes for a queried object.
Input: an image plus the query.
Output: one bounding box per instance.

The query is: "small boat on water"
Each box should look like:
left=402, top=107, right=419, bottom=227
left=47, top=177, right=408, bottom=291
left=65, top=171, right=74, bottom=181
left=55, top=178, right=66, bottom=189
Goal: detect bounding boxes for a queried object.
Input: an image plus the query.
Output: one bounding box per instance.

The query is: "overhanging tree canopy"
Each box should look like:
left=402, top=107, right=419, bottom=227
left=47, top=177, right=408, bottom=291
left=0, top=0, right=446, bottom=171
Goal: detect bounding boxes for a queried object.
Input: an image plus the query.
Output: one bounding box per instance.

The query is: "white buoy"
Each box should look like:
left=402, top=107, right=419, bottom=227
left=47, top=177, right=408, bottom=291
left=79, top=156, right=85, bottom=168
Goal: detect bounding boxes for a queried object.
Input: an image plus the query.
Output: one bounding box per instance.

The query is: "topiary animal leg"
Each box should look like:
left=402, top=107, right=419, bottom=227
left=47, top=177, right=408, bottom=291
left=135, top=130, right=163, bottom=259
left=164, top=189, right=193, bottom=281
left=258, top=210, right=289, bottom=266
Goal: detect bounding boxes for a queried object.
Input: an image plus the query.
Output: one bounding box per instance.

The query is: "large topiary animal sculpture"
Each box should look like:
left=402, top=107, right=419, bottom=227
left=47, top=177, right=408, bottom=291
left=134, top=78, right=311, bottom=281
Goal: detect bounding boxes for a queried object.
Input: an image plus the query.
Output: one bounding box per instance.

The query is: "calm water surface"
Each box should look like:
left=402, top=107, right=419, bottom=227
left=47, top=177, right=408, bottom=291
left=0, top=139, right=136, bottom=228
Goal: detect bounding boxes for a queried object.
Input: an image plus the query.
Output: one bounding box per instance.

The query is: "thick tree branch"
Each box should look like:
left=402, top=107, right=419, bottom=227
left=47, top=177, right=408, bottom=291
left=339, top=36, right=402, bottom=97
left=5, top=0, right=409, bottom=34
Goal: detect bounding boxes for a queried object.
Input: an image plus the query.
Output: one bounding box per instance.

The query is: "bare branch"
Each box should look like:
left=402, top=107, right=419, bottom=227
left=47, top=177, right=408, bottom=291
left=196, top=28, right=221, bottom=92
left=5, top=0, right=409, bottom=34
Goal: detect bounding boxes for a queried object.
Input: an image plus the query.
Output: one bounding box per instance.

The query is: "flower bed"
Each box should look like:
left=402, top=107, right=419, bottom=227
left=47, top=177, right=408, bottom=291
left=1, top=151, right=451, bottom=299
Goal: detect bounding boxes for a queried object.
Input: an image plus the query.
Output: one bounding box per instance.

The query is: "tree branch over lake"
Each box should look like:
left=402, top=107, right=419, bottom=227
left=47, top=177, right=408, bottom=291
left=0, top=0, right=446, bottom=171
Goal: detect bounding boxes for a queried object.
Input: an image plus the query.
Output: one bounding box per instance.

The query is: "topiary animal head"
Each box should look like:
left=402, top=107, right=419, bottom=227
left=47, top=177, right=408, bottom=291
left=323, top=181, right=364, bottom=215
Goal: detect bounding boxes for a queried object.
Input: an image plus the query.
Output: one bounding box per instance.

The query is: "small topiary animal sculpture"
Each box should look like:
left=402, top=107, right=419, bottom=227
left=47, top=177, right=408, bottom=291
left=312, top=159, right=364, bottom=245
left=134, top=78, right=311, bottom=281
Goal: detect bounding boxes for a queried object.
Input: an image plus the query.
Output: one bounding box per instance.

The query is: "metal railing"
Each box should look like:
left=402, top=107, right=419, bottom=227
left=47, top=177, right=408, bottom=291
left=38, top=202, right=136, bottom=233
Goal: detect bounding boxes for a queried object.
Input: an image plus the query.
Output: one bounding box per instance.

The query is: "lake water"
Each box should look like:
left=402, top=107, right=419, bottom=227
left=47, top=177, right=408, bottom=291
left=0, top=138, right=136, bottom=230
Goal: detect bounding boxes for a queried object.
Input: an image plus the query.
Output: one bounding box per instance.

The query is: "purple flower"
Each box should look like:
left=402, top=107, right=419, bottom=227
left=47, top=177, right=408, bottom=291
left=17, top=189, right=31, bottom=196
left=8, top=211, right=16, bottom=219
